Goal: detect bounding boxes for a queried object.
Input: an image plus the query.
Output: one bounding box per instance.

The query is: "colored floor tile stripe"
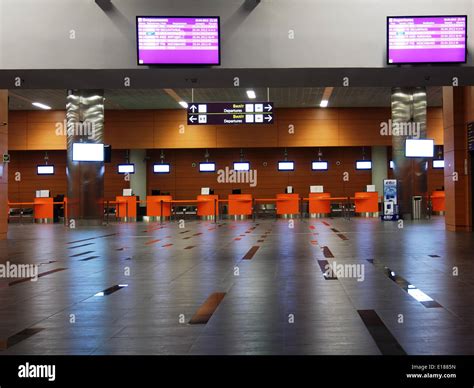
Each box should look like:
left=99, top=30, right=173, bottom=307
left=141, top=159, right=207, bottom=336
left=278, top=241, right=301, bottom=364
left=189, top=292, right=226, bottom=324
left=337, top=233, right=349, bottom=240
left=145, top=239, right=161, bottom=245
left=68, top=243, right=94, bottom=250
left=317, top=260, right=337, bottom=280
left=67, top=233, right=116, bottom=245
left=0, top=328, right=44, bottom=350
left=321, top=221, right=330, bottom=226
left=162, top=244, right=173, bottom=248
left=357, top=310, right=406, bottom=355
left=243, top=246, right=260, bottom=260
left=94, top=284, right=127, bottom=296
left=366, top=259, right=442, bottom=308
left=70, top=251, right=95, bottom=258
left=322, top=246, right=334, bottom=258
left=8, top=268, right=67, bottom=286
left=184, top=246, right=195, bottom=250
left=80, top=256, right=100, bottom=262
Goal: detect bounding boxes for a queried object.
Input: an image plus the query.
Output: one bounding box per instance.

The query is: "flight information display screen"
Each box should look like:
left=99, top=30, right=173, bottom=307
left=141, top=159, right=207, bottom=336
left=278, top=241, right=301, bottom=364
left=387, top=16, right=467, bottom=64
left=137, top=16, right=220, bottom=65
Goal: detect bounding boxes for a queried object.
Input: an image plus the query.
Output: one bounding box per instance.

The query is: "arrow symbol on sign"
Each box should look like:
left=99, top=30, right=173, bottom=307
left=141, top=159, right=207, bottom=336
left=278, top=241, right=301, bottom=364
left=265, top=115, right=272, bottom=122
left=264, top=104, right=272, bottom=111
left=189, top=116, right=197, bottom=123
left=190, top=105, right=197, bottom=113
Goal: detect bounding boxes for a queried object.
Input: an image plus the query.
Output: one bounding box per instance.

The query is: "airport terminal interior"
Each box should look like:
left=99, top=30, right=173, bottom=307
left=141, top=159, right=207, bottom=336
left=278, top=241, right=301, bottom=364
left=0, top=1, right=472, bottom=363
left=0, top=85, right=473, bottom=356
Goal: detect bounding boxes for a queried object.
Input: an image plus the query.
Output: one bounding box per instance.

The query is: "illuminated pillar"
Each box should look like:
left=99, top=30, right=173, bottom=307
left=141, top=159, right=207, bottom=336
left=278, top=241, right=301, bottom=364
left=66, top=90, right=105, bottom=226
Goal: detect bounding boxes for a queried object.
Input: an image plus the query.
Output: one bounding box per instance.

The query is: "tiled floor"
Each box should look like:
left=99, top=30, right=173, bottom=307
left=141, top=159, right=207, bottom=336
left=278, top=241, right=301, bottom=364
left=0, top=216, right=473, bottom=355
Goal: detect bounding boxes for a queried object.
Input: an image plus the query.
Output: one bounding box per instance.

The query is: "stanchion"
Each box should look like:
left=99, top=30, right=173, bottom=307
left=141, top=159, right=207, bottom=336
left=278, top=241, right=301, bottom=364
left=214, top=198, right=217, bottom=224
left=160, top=200, right=163, bottom=225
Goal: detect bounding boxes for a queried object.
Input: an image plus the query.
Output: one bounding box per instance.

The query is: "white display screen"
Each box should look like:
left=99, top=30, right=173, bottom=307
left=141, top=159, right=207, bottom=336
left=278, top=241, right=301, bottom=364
left=356, top=161, right=372, bottom=170
left=153, top=164, right=170, bottom=173
left=390, top=160, right=394, bottom=169
left=199, top=162, right=216, bottom=172
left=405, top=139, right=434, bottom=158
left=72, top=143, right=104, bottom=162
left=233, top=162, right=250, bottom=171
left=37, top=165, right=55, bottom=175
left=118, top=164, right=135, bottom=174
left=278, top=161, right=295, bottom=171
left=311, top=161, right=328, bottom=171
left=433, top=159, right=445, bottom=169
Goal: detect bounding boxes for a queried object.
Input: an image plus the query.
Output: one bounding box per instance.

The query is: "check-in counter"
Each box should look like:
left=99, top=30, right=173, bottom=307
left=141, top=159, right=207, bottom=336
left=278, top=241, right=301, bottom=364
left=34, top=198, right=54, bottom=223
left=197, top=195, right=219, bottom=220
left=308, top=193, right=331, bottom=218
left=145, top=195, right=172, bottom=221
left=116, top=196, right=137, bottom=222
left=276, top=193, right=300, bottom=218
left=431, top=191, right=445, bottom=215
left=228, top=194, right=253, bottom=219
left=354, top=192, right=379, bottom=217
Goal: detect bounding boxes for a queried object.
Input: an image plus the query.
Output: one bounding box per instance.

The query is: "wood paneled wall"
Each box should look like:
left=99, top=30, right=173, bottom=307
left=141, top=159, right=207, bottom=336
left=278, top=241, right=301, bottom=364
left=146, top=147, right=374, bottom=199
left=8, top=150, right=130, bottom=203
left=0, top=91, right=8, bottom=239
left=8, top=107, right=444, bottom=151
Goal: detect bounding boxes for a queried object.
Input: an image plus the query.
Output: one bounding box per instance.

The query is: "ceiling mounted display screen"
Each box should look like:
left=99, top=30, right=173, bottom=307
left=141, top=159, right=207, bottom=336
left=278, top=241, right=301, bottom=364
left=356, top=161, right=372, bottom=170
left=387, top=15, right=467, bottom=64
left=311, top=161, right=329, bottom=171
left=153, top=164, right=171, bottom=174
left=136, top=16, right=220, bottom=65
left=118, top=164, right=135, bottom=174
left=405, top=139, right=434, bottom=157
left=433, top=160, right=445, bottom=169
left=199, top=162, right=216, bottom=172
left=233, top=162, right=250, bottom=171
left=278, top=161, right=295, bottom=171
left=72, top=143, right=104, bottom=162
left=37, top=165, right=55, bottom=175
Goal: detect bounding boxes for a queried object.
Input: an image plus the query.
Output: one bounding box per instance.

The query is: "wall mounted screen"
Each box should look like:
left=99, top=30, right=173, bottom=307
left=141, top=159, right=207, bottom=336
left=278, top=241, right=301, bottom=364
left=278, top=161, right=295, bottom=171
left=118, top=164, right=135, bottom=174
left=153, top=164, right=171, bottom=174
left=137, top=16, right=220, bottom=65
left=72, top=143, right=104, bottom=162
left=356, top=160, right=372, bottom=170
left=405, top=139, right=434, bottom=157
left=387, top=16, right=467, bottom=64
left=37, top=165, right=55, bottom=175
left=311, top=161, right=328, bottom=171
left=233, top=162, right=250, bottom=171
left=390, top=160, right=394, bottom=169
left=199, top=162, right=216, bottom=172
left=433, top=159, right=445, bottom=169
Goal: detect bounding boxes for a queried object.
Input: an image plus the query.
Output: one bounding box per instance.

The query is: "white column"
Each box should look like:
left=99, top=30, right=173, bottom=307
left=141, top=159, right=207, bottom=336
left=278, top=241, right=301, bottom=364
left=371, top=146, right=388, bottom=199
left=129, top=149, right=147, bottom=207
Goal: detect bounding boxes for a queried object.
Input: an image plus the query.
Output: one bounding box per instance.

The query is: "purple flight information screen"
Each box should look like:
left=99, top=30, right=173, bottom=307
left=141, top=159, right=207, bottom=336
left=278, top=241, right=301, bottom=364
left=137, top=17, right=220, bottom=65
left=387, top=16, right=466, bottom=64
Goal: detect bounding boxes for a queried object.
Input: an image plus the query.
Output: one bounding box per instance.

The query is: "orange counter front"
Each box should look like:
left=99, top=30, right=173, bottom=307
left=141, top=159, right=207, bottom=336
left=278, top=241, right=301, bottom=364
left=431, top=191, right=445, bottom=213
left=276, top=193, right=300, bottom=215
left=353, top=192, right=379, bottom=215
left=197, top=195, right=219, bottom=218
left=228, top=194, right=253, bottom=216
left=116, top=196, right=137, bottom=221
left=34, top=198, right=54, bottom=223
left=146, top=195, right=172, bottom=218
left=308, top=193, right=331, bottom=215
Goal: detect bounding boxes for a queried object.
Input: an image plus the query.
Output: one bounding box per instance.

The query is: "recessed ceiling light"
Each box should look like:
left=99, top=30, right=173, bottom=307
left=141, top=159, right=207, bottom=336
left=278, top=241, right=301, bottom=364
left=320, top=100, right=329, bottom=108
left=246, top=90, right=256, bottom=99
left=32, top=102, right=52, bottom=110
left=178, top=101, right=188, bottom=109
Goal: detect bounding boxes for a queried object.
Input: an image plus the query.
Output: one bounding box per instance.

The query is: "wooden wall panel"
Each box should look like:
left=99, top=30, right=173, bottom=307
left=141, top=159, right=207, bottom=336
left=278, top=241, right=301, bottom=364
left=146, top=147, right=373, bottom=200
left=0, top=91, right=8, bottom=238
left=8, top=150, right=130, bottom=203
left=8, top=107, right=444, bottom=151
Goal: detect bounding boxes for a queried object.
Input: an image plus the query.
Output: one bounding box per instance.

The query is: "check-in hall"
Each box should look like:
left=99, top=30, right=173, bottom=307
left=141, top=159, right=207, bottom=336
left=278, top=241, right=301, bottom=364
left=0, top=1, right=473, bottom=368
